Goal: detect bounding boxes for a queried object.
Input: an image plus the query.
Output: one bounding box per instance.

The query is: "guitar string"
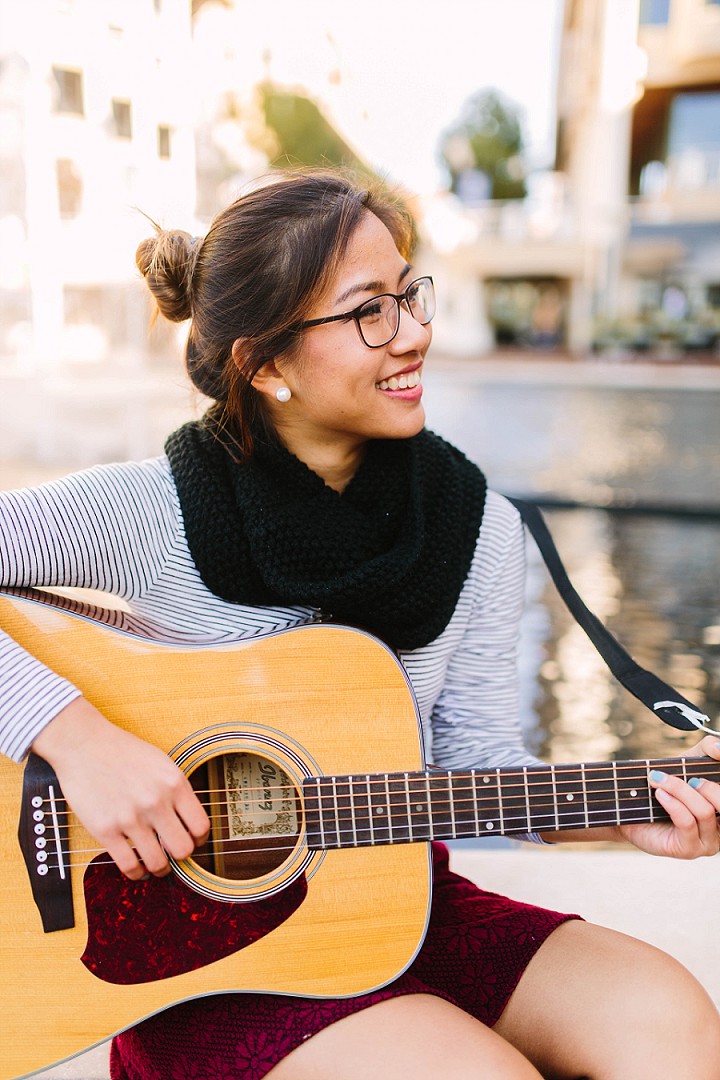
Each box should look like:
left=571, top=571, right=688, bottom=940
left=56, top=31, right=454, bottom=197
left=37, top=801, right=688, bottom=871
left=38, top=758, right=719, bottom=828
left=35, top=757, right=718, bottom=809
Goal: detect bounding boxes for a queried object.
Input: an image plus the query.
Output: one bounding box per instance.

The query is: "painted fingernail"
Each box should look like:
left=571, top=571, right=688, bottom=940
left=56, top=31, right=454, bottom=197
left=688, top=777, right=705, bottom=790
left=649, top=770, right=668, bottom=783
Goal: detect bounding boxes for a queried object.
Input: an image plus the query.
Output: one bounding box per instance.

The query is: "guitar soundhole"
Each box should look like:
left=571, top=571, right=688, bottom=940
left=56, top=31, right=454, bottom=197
left=188, top=752, right=302, bottom=881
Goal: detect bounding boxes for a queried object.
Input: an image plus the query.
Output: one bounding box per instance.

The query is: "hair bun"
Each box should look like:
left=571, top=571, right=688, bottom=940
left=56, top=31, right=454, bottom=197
left=136, top=228, right=201, bottom=323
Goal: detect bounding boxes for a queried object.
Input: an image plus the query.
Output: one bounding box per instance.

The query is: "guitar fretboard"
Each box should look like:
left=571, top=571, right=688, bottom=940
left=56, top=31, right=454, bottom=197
left=303, top=757, right=720, bottom=849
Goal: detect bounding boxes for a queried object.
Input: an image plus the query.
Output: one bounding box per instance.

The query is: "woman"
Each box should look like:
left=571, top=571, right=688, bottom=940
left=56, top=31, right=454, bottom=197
left=1, top=169, right=719, bottom=1080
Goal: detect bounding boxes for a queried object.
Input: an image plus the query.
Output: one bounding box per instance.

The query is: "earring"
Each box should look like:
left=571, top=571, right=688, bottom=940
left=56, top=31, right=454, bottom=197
left=276, top=387, right=291, bottom=403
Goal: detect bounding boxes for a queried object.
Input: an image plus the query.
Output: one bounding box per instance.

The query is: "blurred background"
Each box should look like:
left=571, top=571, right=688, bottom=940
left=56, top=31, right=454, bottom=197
left=0, top=0, right=718, bottom=761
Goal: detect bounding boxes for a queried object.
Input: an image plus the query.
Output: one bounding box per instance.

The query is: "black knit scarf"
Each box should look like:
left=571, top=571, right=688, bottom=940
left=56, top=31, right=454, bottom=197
left=165, top=421, right=487, bottom=651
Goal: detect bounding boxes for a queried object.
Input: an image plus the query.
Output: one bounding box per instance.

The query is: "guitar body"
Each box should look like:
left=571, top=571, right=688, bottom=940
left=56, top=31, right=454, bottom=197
left=0, top=590, right=431, bottom=1079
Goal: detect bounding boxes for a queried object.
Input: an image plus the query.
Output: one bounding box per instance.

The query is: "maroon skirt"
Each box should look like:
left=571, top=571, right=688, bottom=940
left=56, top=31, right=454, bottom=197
left=110, top=844, right=580, bottom=1080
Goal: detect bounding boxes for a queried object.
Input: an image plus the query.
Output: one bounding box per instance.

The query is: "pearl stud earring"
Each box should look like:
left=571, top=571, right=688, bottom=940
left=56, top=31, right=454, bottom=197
left=276, top=387, right=291, bottom=403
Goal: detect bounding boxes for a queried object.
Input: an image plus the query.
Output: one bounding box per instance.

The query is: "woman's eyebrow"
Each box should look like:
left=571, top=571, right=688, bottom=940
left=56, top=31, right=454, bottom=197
left=334, top=264, right=413, bottom=306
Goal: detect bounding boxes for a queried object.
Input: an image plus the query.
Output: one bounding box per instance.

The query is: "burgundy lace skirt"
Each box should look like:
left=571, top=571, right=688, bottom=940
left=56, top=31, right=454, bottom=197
left=110, top=844, right=580, bottom=1080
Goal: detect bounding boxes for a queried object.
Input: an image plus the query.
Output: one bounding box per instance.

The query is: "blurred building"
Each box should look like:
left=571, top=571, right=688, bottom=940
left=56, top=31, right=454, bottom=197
left=0, top=0, right=196, bottom=374
left=428, top=0, right=720, bottom=358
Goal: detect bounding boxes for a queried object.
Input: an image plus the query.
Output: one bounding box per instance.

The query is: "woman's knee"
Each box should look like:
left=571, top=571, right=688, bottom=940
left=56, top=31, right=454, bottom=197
left=267, top=994, right=543, bottom=1080
left=496, top=920, right=720, bottom=1079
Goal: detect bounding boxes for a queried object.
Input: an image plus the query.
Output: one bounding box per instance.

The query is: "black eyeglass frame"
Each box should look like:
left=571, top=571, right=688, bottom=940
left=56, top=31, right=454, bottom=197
left=296, top=275, right=435, bottom=349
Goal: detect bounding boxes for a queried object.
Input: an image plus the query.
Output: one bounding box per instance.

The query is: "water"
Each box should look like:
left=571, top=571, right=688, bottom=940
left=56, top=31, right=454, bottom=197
left=424, top=365, right=720, bottom=763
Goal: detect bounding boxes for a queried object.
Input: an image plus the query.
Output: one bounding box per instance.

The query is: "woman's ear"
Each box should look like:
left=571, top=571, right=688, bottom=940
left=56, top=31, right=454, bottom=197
left=231, top=340, right=287, bottom=402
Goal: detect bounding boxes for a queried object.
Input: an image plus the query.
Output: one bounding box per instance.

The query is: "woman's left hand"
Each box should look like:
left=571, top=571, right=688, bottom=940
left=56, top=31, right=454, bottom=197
left=617, top=736, right=720, bottom=858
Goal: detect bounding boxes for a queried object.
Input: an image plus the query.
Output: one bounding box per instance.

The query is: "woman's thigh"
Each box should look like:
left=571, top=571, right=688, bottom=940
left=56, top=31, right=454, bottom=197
left=494, top=919, right=720, bottom=1080
left=266, top=993, right=542, bottom=1080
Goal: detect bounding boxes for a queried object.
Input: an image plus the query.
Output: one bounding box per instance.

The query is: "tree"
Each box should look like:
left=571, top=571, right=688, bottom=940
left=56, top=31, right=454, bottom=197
left=439, top=89, right=527, bottom=201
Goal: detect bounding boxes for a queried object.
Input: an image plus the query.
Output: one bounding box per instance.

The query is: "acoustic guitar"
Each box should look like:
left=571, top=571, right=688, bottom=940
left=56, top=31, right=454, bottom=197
left=0, top=587, right=717, bottom=1079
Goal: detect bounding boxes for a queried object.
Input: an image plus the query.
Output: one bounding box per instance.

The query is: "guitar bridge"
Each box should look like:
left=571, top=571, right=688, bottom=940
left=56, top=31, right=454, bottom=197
left=18, top=753, right=74, bottom=933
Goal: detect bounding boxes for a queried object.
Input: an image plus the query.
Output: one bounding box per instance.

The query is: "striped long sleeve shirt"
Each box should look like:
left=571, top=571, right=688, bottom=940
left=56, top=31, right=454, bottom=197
left=0, top=456, right=540, bottom=779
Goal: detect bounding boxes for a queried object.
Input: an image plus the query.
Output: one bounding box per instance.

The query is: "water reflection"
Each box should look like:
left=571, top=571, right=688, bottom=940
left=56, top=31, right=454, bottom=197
left=425, top=369, right=720, bottom=762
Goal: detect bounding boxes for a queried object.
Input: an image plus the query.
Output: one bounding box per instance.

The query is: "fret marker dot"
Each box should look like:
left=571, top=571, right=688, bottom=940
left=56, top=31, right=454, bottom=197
left=483, top=776, right=491, bottom=784
left=485, top=822, right=494, bottom=830
left=630, top=789, right=638, bottom=798
left=375, top=807, right=384, bottom=815
left=566, top=793, right=574, bottom=801
left=415, top=804, right=424, bottom=813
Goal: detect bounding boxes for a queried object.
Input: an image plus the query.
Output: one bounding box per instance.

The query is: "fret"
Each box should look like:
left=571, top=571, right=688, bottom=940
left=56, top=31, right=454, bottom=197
left=427, top=772, right=454, bottom=840
left=613, top=762, right=653, bottom=827
left=404, top=773, right=414, bottom=842
left=425, top=775, right=435, bottom=839
left=333, top=776, right=355, bottom=847
left=523, top=765, right=557, bottom=832
left=303, top=777, right=323, bottom=850
left=367, top=775, right=391, bottom=845
left=448, top=773, right=457, bottom=835
left=551, top=765, right=588, bottom=831
left=347, top=776, right=371, bottom=847
left=385, top=774, right=412, bottom=843
left=612, top=762, right=620, bottom=824
left=324, top=776, right=341, bottom=848
left=583, top=762, right=622, bottom=828
left=550, top=764, right=559, bottom=830
left=496, top=768, right=505, bottom=833
left=646, top=760, right=655, bottom=823
left=406, top=775, right=431, bottom=840
left=523, top=767, right=531, bottom=832
left=450, top=772, right=483, bottom=837
left=496, top=767, right=529, bottom=834
left=580, top=763, right=589, bottom=828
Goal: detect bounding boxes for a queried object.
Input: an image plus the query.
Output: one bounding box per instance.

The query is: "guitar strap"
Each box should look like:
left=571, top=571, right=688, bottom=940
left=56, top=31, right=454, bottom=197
left=508, top=498, right=719, bottom=737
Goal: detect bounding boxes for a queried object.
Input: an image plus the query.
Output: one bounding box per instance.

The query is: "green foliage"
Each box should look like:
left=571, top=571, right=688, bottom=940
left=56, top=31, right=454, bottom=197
left=440, top=88, right=527, bottom=200
left=258, top=84, right=370, bottom=174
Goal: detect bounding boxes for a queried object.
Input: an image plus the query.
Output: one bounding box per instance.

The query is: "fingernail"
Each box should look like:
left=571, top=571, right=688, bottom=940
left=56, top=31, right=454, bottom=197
left=689, top=777, right=705, bottom=790
left=649, top=770, right=668, bottom=783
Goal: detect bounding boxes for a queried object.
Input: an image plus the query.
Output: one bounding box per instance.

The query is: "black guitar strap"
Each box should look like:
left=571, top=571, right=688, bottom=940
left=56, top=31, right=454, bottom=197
left=508, top=497, right=718, bottom=736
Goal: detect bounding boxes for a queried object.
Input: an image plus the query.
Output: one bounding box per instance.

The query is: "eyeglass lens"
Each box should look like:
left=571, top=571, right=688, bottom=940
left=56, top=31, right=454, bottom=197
left=356, top=278, right=435, bottom=347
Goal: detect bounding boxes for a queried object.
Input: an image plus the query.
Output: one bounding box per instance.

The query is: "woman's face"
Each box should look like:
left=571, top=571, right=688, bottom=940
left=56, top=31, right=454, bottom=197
left=261, top=211, right=432, bottom=479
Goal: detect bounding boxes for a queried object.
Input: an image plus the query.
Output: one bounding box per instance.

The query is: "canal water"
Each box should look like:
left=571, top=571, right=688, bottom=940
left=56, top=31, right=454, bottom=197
left=424, top=364, right=720, bottom=764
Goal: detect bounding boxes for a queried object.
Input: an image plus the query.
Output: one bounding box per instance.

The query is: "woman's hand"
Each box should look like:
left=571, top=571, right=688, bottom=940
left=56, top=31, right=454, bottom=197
left=31, top=697, right=210, bottom=880
left=617, top=736, right=720, bottom=859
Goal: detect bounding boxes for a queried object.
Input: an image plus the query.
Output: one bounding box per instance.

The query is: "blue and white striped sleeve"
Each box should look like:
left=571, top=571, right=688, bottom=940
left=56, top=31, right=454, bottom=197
left=0, top=459, right=178, bottom=761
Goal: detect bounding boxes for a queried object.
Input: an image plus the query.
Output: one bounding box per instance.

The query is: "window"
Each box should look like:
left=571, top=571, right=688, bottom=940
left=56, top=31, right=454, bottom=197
left=639, top=0, right=670, bottom=23
left=56, top=159, right=82, bottom=217
left=112, top=99, right=132, bottom=138
left=668, top=91, right=720, bottom=156
left=52, top=67, right=84, bottom=115
left=157, top=124, right=171, bottom=159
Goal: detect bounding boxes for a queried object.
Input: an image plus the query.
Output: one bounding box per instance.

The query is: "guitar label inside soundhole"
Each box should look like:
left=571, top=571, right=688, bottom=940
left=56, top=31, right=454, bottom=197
left=192, top=753, right=302, bottom=881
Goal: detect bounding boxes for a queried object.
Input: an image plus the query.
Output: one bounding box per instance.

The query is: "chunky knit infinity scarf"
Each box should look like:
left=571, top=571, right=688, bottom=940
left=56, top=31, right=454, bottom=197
left=165, top=421, right=487, bottom=651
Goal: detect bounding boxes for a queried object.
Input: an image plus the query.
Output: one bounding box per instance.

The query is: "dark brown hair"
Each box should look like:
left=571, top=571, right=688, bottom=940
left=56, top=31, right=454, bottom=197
left=136, top=168, right=416, bottom=458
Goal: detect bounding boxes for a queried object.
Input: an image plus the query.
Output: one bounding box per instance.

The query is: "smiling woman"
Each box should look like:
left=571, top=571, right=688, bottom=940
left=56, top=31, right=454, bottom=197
left=1, top=168, right=719, bottom=1080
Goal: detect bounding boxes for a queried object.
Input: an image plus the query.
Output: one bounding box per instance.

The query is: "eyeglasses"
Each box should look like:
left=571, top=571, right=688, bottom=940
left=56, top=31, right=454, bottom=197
left=297, top=276, right=435, bottom=349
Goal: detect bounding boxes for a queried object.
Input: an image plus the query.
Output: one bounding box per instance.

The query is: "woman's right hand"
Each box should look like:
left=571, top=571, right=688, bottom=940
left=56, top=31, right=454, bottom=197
left=31, top=697, right=210, bottom=880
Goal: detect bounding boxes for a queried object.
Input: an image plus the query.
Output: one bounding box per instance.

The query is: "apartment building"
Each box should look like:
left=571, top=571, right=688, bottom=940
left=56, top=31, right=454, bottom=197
left=0, top=0, right=196, bottom=373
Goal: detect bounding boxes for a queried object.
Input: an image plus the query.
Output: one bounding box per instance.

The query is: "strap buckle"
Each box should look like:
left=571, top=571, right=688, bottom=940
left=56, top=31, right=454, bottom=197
left=653, top=701, right=720, bottom=736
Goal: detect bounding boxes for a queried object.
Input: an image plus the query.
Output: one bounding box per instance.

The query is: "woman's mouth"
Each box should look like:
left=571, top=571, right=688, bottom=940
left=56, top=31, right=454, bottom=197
left=376, top=369, right=421, bottom=391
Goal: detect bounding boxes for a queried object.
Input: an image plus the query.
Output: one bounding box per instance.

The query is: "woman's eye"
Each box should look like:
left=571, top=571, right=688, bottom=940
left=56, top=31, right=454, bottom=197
left=359, top=301, right=385, bottom=322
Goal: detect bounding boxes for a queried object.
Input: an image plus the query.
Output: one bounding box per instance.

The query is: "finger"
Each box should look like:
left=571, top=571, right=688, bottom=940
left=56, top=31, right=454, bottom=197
left=687, top=775, right=720, bottom=815
left=103, top=835, right=151, bottom=880
left=126, top=829, right=173, bottom=877
left=685, top=736, right=720, bottom=760
left=651, top=771, right=719, bottom=852
left=174, top=786, right=211, bottom=844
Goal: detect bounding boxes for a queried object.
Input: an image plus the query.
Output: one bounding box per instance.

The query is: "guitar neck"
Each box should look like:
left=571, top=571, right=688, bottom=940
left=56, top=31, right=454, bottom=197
left=303, top=756, right=720, bottom=848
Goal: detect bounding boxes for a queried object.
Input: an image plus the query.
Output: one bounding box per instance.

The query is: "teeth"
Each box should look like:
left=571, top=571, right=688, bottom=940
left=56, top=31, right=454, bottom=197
left=377, top=370, right=421, bottom=391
